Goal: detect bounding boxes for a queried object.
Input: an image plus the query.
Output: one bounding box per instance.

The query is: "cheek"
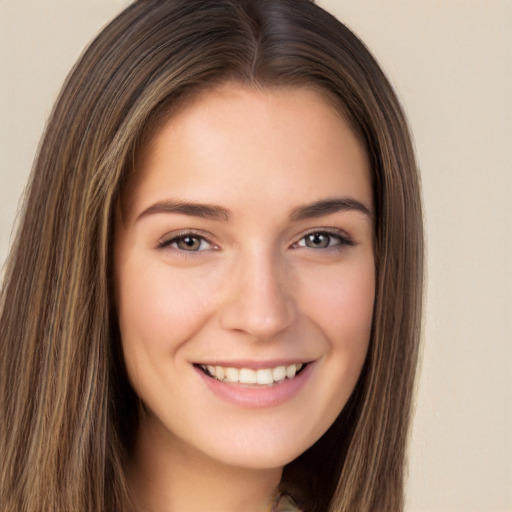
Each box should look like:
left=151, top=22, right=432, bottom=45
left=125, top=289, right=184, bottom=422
left=116, top=262, right=218, bottom=369
left=335, top=266, right=375, bottom=343
left=288, top=259, right=374, bottom=445
left=304, top=258, right=375, bottom=347
left=301, top=257, right=374, bottom=404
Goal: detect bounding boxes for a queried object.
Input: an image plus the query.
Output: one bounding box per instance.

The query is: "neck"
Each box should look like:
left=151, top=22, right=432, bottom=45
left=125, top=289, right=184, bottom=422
left=127, top=415, right=282, bottom=512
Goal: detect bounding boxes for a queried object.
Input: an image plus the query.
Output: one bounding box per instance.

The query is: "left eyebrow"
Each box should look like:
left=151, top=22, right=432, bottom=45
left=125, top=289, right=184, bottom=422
left=289, top=197, right=372, bottom=221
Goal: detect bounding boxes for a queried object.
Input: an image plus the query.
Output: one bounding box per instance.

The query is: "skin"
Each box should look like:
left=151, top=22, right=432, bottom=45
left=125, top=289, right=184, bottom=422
left=114, top=83, right=375, bottom=512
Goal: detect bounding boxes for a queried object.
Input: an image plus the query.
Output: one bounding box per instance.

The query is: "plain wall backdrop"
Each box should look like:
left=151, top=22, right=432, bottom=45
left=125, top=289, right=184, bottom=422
left=1, top=1, right=511, bottom=511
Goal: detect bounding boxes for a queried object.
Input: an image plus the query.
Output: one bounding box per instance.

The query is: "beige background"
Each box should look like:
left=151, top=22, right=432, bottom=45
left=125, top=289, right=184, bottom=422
left=1, top=1, right=511, bottom=511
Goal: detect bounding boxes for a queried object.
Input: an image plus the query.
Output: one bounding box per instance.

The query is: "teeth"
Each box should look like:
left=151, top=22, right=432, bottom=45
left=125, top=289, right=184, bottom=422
left=286, top=364, right=297, bottom=379
left=239, top=368, right=257, bottom=384
left=201, top=363, right=304, bottom=385
left=256, top=368, right=273, bottom=385
left=272, top=366, right=287, bottom=382
left=225, top=367, right=239, bottom=383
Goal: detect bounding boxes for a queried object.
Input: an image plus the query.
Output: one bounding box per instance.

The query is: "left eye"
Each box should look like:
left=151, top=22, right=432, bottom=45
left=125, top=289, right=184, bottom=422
left=296, top=231, right=348, bottom=249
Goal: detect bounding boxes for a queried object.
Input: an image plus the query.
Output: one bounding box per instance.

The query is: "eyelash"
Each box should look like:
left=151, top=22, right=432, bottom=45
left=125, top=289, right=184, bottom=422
left=157, top=229, right=354, bottom=254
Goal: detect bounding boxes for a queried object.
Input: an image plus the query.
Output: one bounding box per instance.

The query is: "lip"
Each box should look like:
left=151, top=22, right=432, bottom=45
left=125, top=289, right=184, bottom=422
left=194, top=360, right=314, bottom=409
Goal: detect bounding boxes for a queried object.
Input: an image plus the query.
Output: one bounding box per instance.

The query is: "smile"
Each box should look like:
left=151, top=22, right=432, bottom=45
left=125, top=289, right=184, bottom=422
left=197, top=363, right=305, bottom=386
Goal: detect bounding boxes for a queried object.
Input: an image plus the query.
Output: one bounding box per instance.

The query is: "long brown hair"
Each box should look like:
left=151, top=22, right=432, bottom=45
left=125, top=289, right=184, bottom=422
left=0, top=1, right=423, bottom=511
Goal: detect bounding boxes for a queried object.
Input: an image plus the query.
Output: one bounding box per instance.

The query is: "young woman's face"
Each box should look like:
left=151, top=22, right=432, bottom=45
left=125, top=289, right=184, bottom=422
left=114, top=84, right=374, bottom=470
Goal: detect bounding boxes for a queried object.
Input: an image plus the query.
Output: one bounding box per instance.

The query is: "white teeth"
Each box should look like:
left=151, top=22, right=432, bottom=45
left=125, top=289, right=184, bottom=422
left=239, top=368, right=257, bottom=384
left=215, top=366, right=225, bottom=380
left=256, top=368, right=274, bottom=385
left=225, top=367, right=239, bottom=383
left=272, top=366, right=287, bottom=382
left=200, top=363, right=305, bottom=385
left=286, top=364, right=297, bottom=379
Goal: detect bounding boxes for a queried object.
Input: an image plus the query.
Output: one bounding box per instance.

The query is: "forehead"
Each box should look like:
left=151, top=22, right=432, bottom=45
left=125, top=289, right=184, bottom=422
left=123, top=83, right=372, bottom=220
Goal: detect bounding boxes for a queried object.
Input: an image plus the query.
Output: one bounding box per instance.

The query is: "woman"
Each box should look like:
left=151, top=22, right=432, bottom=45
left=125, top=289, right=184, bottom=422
left=0, top=1, right=423, bottom=511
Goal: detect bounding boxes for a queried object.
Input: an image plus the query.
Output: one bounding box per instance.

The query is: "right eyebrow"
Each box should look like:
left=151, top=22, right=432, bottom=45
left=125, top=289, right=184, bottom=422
left=136, top=200, right=231, bottom=222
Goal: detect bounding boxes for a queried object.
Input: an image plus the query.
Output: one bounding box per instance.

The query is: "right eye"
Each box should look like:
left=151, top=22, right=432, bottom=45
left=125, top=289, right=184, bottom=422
left=158, top=232, right=214, bottom=252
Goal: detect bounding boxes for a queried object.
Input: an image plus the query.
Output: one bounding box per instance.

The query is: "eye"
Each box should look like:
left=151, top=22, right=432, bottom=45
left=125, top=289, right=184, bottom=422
left=158, top=232, right=214, bottom=252
left=294, top=230, right=353, bottom=250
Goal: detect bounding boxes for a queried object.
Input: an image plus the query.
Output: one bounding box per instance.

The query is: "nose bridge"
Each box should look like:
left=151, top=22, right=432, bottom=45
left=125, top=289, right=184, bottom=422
left=220, top=245, right=296, bottom=339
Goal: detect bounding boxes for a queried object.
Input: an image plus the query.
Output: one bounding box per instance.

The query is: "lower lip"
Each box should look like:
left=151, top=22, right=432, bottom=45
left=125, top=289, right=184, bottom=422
left=195, top=364, right=314, bottom=409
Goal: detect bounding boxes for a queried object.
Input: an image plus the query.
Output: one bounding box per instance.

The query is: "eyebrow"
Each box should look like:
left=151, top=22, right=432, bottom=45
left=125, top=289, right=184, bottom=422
left=289, top=197, right=372, bottom=221
left=137, top=200, right=231, bottom=222
left=136, top=197, right=371, bottom=223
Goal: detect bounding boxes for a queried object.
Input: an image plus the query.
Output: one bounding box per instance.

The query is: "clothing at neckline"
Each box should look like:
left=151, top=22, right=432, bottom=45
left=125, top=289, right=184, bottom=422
left=272, top=491, right=303, bottom=512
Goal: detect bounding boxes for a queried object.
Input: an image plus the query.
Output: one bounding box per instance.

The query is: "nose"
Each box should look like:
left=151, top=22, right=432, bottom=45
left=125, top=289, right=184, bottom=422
left=219, top=248, right=297, bottom=340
